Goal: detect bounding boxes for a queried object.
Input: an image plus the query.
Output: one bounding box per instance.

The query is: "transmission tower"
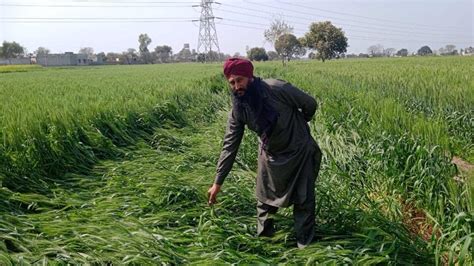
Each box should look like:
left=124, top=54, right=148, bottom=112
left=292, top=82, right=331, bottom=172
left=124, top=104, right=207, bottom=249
left=193, top=0, right=221, bottom=62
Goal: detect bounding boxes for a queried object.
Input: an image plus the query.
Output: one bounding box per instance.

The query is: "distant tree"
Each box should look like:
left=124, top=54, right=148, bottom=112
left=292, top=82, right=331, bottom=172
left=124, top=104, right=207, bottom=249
left=207, top=51, right=221, bottom=61
left=264, top=17, right=294, bottom=46
left=123, top=48, right=138, bottom=64
left=367, top=44, right=384, bottom=57
left=275, top=33, right=305, bottom=65
left=396, top=48, right=409, bottom=57
left=417, top=45, right=433, bottom=56
left=233, top=52, right=241, bottom=58
left=1, top=41, right=25, bottom=58
left=34, top=47, right=50, bottom=57
left=308, top=52, right=316, bottom=59
left=138, top=33, right=152, bottom=63
left=194, top=51, right=225, bottom=62
left=445, top=44, right=456, bottom=53
left=154, top=45, right=172, bottom=63
left=383, top=48, right=396, bottom=57
left=358, top=53, right=369, bottom=58
left=138, top=34, right=152, bottom=53
left=247, top=47, right=269, bottom=61
left=464, top=46, right=474, bottom=54
left=267, top=51, right=279, bottom=61
left=79, top=47, right=93, bottom=55
left=78, top=47, right=94, bottom=59
left=302, top=21, right=347, bottom=62
left=197, top=53, right=206, bottom=63
left=439, top=44, right=458, bottom=56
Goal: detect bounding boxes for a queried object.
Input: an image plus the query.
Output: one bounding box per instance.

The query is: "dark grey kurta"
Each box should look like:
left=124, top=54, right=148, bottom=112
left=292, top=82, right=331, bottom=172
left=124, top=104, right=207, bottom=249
left=215, top=78, right=320, bottom=208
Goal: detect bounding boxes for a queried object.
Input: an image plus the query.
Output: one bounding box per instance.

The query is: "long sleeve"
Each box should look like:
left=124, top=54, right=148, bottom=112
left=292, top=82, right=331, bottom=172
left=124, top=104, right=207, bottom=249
left=277, top=82, right=317, bottom=122
left=214, top=109, right=245, bottom=185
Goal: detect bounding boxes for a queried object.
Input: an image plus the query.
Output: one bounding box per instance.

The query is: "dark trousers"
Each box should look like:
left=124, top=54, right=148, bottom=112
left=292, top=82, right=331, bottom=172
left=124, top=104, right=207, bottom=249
left=257, top=144, right=321, bottom=247
left=257, top=196, right=315, bottom=247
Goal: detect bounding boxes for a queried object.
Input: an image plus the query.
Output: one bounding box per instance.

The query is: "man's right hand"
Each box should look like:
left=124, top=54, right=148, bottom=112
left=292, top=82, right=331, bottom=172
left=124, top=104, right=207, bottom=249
left=207, top=183, right=221, bottom=205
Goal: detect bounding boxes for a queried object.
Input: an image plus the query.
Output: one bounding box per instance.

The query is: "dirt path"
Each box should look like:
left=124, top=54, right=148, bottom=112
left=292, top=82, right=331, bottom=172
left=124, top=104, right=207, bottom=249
left=452, top=156, right=474, bottom=183
left=452, top=156, right=474, bottom=172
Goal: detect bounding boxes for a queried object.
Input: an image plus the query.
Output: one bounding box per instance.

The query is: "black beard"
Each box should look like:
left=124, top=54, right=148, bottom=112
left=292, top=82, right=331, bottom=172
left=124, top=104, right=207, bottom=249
left=234, top=79, right=258, bottom=105
left=232, top=77, right=279, bottom=138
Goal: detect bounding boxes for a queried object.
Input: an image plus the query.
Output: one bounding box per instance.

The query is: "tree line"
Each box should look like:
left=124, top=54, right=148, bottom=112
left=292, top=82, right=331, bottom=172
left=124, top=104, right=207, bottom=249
left=0, top=34, right=233, bottom=65
left=1, top=20, right=472, bottom=65
left=246, top=20, right=347, bottom=64
left=245, top=19, right=472, bottom=64
left=76, top=34, right=233, bottom=64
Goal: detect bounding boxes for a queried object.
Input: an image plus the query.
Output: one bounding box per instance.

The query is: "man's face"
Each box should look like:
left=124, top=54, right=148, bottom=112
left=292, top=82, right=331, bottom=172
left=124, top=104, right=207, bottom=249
left=228, top=75, right=252, bottom=97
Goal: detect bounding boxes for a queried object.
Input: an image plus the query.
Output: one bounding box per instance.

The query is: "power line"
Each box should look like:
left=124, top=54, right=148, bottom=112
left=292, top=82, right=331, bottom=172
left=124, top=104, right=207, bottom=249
left=0, top=3, right=196, bottom=8
left=5, top=1, right=201, bottom=4
left=216, top=4, right=470, bottom=41
left=5, top=1, right=468, bottom=36
left=0, top=20, right=194, bottom=23
left=276, top=0, right=465, bottom=31
left=2, top=17, right=197, bottom=20
left=221, top=17, right=469, bottom=40
left=229, top=1, right=465, bottom=34
left=218, top=20, right=470, bottom=44
left=65, top=0, right=197, bottom=3
left=4, top=10, right=467, bottom=39
left=0, top=16, right=196, bottom=23
left=223, top=14, right=471, bottom=42
left=2, top=17, right=469, bottom=42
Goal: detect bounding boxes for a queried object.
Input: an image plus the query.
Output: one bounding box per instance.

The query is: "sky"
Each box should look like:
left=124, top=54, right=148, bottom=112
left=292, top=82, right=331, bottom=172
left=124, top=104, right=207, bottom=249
left=0, top=0, right=472, bottom=55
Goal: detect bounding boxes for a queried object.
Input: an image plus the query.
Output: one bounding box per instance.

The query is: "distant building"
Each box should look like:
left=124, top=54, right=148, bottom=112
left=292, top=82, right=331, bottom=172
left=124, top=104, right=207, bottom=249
left=36, top=52, right=94, bottom=66
left=0, top=52, right=103, bottom=66
left=0, top=58, right=31, bottom=65
left=174, top=43, right=195, bottom=62
left=92, top=54, right=103, bottom=64
left=462, top=47, right=474, bottom=56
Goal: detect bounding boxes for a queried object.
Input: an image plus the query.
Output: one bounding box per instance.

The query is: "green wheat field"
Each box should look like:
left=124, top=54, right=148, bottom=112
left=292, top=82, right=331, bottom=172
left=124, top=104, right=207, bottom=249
left=0, top=56, right=472, bottom=264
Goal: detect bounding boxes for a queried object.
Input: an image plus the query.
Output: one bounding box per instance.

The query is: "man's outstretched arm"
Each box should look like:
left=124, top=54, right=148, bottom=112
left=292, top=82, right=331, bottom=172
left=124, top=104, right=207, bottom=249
left=208, top=109, right=245, bottom=204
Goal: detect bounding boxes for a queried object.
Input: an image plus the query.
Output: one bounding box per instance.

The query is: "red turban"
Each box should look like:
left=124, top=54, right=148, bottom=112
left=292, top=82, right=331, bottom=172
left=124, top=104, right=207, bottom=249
left=223, top=58, right=254, bottom=79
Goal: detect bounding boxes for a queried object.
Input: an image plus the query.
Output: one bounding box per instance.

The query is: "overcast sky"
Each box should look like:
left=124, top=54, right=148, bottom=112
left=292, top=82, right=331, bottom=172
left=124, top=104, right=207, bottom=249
left=0, top=0, right=472, bottom=55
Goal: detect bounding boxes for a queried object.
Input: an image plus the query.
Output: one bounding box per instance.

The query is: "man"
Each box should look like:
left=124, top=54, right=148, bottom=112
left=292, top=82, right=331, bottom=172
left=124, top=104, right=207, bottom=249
left=207, top=58, right=322, bottom=248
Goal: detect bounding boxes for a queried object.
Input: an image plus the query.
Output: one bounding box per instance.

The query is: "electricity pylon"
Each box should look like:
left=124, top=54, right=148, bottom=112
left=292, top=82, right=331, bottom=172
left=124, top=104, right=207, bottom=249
left=193, top=0, right=221, bottom=62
